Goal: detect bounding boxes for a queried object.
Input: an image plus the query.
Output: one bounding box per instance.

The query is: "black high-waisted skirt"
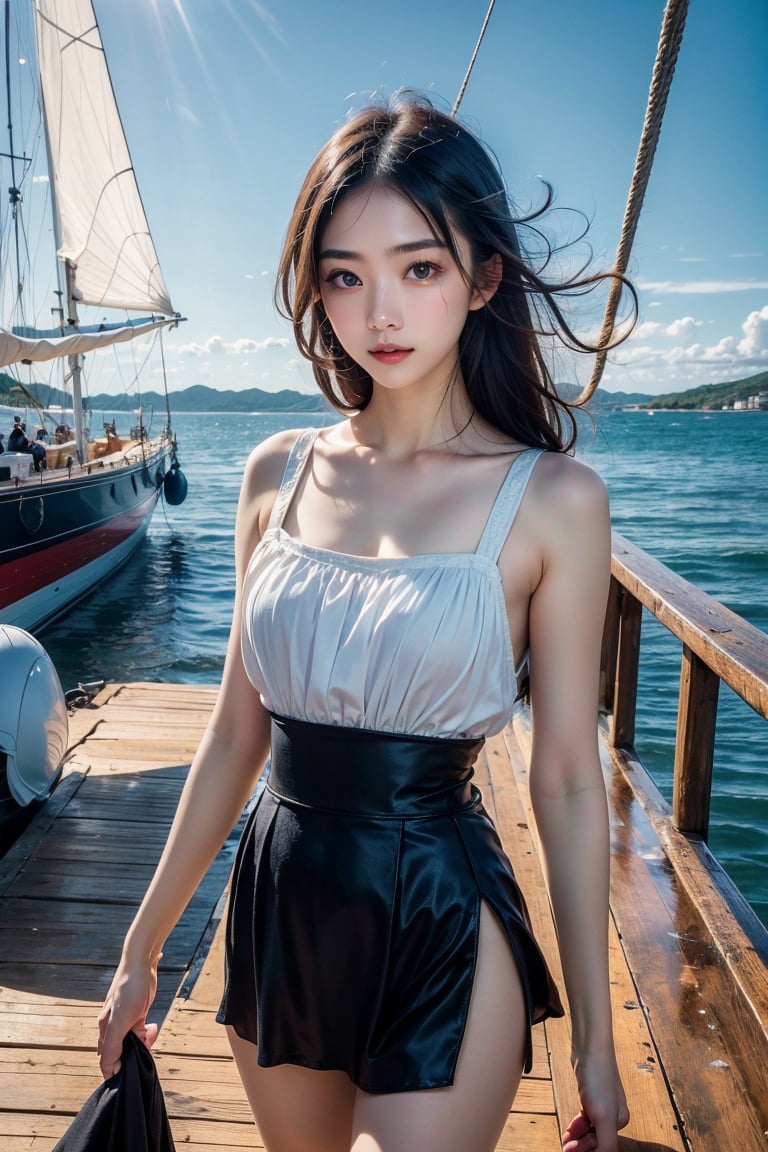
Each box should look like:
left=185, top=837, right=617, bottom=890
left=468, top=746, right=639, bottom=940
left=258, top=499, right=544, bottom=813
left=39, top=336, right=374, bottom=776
left=216, top=715, right=563, bottom=1093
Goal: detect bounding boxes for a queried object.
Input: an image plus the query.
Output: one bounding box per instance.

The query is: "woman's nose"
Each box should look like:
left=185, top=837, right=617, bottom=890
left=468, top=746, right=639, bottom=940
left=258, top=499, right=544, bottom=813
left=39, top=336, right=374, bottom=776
left=368, top=283, right=402, bottom=330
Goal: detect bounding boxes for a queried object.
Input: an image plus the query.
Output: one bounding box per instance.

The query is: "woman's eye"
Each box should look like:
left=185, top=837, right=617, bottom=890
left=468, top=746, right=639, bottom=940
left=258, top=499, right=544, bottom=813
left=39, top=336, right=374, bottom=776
left=328, top=271, right=360, bottom=288
left=408, top=262, right=436, bottom=281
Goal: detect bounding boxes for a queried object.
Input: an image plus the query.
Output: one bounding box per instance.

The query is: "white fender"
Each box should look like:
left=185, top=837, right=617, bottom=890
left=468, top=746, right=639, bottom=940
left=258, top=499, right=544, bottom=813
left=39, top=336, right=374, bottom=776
left=0, top=625, right=68, bottom=806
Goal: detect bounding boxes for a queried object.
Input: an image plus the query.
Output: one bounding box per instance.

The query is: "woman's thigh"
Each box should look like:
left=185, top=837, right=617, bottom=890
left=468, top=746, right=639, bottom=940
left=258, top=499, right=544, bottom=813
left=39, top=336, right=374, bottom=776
left=351, top=901, right=527, bottom=1152
left=226, top=1027, right=357, bottom=1152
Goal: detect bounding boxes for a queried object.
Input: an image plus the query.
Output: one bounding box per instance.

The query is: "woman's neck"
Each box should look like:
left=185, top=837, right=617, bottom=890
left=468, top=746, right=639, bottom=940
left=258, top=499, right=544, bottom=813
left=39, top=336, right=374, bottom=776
left=348, top=378, right=478, bottom=459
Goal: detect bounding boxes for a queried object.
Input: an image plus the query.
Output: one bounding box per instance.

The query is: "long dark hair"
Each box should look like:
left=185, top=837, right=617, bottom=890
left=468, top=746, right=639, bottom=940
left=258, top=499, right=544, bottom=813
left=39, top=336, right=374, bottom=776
left=276, top=93, right=636, bottom=452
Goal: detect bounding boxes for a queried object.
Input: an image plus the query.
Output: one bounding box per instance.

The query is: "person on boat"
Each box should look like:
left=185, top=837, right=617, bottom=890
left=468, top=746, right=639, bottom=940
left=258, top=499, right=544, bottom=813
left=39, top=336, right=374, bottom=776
left=8, top=418, right=47, bottom=471
left=98, top=94, right=634, bottom=1152
left=7, top=416, right=29, bottom=453
left=30, top=441, right=47, bottom=471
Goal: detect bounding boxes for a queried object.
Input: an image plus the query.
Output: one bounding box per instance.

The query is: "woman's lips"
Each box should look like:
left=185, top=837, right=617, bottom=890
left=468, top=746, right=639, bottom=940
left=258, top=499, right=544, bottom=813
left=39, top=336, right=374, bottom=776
left=369, top=346, right=413, bottom=364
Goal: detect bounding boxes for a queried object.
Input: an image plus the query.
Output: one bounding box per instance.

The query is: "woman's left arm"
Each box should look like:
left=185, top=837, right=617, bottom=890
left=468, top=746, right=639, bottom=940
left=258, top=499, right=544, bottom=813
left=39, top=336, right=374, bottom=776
left=522, top=456, right=629, bottom=1152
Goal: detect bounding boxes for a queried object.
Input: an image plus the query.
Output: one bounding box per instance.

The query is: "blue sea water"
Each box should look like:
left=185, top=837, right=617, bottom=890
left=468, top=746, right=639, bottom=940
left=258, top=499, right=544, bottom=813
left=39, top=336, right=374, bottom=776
left=39, top=408, right=768, bottom=926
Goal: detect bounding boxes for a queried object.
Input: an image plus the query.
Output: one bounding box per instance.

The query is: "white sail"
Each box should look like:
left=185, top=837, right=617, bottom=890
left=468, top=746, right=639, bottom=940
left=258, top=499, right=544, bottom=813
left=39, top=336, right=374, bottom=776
left=0, top=317, right=176, bottom=368
left=34, top=0, right=173, bottom=315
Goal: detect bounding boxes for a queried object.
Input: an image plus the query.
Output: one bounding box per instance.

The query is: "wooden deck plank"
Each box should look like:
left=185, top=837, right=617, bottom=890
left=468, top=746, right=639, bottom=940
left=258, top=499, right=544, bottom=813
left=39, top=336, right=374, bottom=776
left=0, top=1114, right=259, bottom=1150
left=9, top=857, right=158, bottom=902
left=0, top=684, right=235, bottom=1150
left=62, top=755, right=191, bottom=778
left=494, top=1115, right=563, bottom=1151
left=0, top=964, right=179, bottom=1008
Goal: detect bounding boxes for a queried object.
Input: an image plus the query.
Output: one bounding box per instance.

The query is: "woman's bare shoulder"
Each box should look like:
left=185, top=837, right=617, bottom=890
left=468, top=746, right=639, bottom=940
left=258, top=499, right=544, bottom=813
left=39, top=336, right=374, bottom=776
left=239, top=427, right=308, bottom=501
left=234, top=428, right=312, bottom=549
left=523, top=452, right=610, bottom=560
left=531, top=451, right=608, bottom=516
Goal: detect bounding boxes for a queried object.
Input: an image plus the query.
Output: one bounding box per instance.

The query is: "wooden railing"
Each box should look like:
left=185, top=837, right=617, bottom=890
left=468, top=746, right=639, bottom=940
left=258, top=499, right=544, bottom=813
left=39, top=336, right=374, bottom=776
left=601, top=533, right=768, bottom=840
left=597, top=534, right=768, bottom=1148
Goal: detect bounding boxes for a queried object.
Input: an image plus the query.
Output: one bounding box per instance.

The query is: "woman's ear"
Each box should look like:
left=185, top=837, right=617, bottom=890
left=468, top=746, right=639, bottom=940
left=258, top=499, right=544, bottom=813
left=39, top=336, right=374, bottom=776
left=469, top=252, right=502, bottom=311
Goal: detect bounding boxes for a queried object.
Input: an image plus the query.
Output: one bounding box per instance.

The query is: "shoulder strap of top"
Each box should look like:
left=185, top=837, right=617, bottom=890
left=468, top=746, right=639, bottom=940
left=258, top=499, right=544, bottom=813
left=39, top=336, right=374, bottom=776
left=267, top=428, right=320, bottom=531
left=475, top=448, right=545, bottom=562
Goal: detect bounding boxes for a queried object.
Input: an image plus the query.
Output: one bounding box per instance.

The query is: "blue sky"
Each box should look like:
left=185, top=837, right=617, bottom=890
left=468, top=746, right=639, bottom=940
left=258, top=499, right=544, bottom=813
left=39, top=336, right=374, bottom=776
left=24, top=0, right=768, bottom=396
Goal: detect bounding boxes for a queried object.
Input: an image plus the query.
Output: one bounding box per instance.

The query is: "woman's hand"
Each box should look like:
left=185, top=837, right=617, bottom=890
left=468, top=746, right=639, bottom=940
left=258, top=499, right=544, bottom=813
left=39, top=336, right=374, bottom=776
left=97, top=954, right=160, bottom=1079
left=562, top=1050, right=629, bottom=1151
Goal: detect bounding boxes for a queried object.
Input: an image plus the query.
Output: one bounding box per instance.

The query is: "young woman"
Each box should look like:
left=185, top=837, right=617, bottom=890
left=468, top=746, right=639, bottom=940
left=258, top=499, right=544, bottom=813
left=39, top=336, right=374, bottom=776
left=98, top=94, right=634, bottom=1152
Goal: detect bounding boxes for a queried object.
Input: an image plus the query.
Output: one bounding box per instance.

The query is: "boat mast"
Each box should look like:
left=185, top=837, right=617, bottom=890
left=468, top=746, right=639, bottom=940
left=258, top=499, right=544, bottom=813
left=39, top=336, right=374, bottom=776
left=3, top=0, right=27, bottom=314
left=61, top=266, right=87, bottom=465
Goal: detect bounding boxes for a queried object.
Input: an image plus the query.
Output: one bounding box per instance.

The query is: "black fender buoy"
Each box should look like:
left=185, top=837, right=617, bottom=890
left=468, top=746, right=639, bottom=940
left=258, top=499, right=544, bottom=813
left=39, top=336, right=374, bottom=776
left=163, top=464, right=188, bottom=506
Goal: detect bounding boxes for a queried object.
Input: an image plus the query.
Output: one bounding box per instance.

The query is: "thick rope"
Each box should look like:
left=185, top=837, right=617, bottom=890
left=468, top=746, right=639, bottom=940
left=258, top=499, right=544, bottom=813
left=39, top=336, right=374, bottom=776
left=575, top=0, right=690, bottom=406
left=452, top=0, right=497, bottom=116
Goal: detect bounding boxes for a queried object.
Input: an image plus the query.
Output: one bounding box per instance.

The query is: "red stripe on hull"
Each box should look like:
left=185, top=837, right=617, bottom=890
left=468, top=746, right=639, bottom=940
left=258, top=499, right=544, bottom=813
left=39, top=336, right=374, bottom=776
left=0, top=494, right=159, bottom=610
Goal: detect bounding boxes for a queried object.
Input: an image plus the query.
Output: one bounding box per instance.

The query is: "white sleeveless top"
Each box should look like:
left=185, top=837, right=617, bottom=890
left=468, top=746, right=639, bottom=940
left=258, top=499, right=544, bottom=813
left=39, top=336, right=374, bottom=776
left=241, top=430, right=544, bottom=740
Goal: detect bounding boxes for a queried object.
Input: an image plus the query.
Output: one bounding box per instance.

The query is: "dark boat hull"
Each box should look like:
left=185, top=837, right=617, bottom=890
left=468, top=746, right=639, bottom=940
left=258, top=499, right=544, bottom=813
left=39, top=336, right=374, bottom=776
left=0, top=440, right=171, bottom=632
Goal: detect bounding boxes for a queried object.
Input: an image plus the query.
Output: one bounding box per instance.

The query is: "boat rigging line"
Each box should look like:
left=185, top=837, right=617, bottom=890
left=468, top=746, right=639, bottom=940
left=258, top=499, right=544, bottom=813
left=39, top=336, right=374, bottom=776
left=452, top=0, right=496, bottom=116
left=576, top=0, right=690, bottom=405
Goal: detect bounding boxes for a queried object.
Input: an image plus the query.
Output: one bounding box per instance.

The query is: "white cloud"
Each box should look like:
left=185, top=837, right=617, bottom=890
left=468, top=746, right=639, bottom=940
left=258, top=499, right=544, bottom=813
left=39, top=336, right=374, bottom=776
left=32, top=174, right=49, bottom=183
left=663, top=316, right=703, bottom=339
left=737, top=305, right=768, bottom=357
left=638, top=279, right=768, bottom=295
left=591, top=306, right=766, bottom=394
left=177, top=334, right=290, bottom=357
left=230, top=337, right=289, bottom=354
left=678, top=256, right=708, bottom=263
left=633, top=321, right=662, bottom=339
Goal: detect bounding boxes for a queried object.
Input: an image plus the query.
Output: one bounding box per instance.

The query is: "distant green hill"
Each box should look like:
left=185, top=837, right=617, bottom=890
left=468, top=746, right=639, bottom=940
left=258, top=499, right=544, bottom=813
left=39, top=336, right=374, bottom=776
left=647, top=371, right=768, bottom=410
left=0, top=371, right=78, bottom=411
left=3, top=370, right=766, bottom=416
left=85, top=384, right=331, bottom=414
left=0, top=377, right=330, bottom=414
left=557, top=382, right=652, bottom=409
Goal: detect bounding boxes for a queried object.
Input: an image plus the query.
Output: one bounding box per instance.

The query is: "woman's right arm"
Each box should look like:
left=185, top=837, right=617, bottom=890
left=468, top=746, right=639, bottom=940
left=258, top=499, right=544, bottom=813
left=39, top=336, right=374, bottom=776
left=97, top=430, right=298, bottom=1077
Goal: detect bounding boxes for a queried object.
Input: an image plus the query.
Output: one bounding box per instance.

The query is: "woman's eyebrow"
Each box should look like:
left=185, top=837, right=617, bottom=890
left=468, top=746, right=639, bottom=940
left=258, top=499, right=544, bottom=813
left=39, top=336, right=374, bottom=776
left=319, top=239, right=447, bottom=261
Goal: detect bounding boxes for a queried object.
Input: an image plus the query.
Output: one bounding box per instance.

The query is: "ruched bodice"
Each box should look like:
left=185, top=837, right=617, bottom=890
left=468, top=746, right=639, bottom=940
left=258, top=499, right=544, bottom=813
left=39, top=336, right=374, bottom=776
left=241, top=430, right=543, bottom=739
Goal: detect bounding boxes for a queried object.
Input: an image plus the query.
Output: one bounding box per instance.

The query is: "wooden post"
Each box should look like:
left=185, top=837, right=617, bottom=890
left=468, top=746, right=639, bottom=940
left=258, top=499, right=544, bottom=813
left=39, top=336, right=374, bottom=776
left=673, top=644, right=720, bottom=839
left=610, top=590, right=642, bottom=749
left=600, top=576, right=622, bottom=714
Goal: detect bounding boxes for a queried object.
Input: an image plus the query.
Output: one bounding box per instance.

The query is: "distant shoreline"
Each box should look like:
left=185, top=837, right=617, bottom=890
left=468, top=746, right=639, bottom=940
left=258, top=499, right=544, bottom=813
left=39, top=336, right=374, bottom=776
left=627, top=406, right=768, bottom=414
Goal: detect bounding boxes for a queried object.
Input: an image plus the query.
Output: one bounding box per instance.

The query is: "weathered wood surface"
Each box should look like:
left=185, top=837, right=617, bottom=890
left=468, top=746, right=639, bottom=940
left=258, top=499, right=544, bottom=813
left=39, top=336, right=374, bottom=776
left=611, top=533, right=768, bottom=720
left=0, top=682, right=240, bottom=1150
left=602, top=530, right=768, bottom=1145
left=600, top=733, right=768, bottom=1148
left=672, top=647, right=720, bottom=835
left=611, top=588, right=642, bottom=750
left=0, top=683, right=766, bottom=1149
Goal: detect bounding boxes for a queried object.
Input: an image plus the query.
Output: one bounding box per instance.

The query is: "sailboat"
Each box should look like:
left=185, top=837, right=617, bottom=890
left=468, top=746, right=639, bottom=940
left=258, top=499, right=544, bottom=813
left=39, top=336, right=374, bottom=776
left=0, top=0, right=187, bottom=633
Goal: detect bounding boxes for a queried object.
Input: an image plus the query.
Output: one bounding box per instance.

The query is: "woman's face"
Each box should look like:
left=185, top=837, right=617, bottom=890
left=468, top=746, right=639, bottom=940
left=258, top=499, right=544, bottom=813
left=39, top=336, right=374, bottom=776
left=318, top=185, right=487, bottom=396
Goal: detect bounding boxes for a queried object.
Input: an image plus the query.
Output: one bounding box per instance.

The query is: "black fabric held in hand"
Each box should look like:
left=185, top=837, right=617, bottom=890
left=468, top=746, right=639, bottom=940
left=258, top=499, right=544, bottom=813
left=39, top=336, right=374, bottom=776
left=52, top=1031, right=176, bottom=1152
